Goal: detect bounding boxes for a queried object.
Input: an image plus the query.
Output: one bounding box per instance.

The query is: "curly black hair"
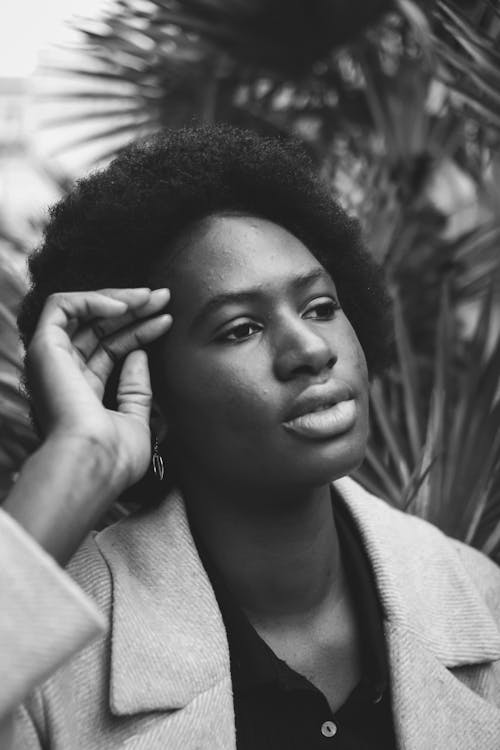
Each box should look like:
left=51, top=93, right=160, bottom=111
left=19, top=125, right=392, bottom=358
left=17, top=124, right=393, bottom=506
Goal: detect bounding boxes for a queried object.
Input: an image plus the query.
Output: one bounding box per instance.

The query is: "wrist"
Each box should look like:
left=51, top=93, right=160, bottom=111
left=3, top=435, right=123, bottom=565
left=48, top=429, right=122, bottom=479
left=46, top=428, right=138, bottom=498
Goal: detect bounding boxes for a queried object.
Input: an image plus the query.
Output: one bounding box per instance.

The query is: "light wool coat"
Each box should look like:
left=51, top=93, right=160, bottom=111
left=5, top=477, right=500, bottom=749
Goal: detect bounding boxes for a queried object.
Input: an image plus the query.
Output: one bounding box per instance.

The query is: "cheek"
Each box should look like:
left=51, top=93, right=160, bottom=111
left=344, top=322, right=368, bottom=381
left=161, top=348, right=269, bottom=435
left=354, top=344, right=369, bottom=385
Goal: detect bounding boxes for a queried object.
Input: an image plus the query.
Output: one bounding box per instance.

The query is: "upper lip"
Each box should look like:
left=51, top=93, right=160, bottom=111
left=283, top=382, right=353, bottom=422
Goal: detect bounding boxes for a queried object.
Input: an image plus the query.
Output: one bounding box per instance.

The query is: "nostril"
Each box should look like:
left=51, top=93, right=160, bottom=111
left=274, top=332, right=337, bottom=381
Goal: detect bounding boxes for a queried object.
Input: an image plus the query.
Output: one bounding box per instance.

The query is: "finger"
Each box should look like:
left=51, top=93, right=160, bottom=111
left=39, top=292, right=127, bottom=332
left=37, top=289, right=153, bottom=340
left=93, top=288, right=170, bottom=337
left=116, top=349, right=152, bottom=423
left=86, top=314, right=172, bottom=390
left=72, top=288, right=170, bottom=361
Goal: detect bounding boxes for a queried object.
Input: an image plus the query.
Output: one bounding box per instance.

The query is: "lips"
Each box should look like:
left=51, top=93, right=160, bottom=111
left=283, top=383, right=352, bottom=422
left=282, top=383, right=356, bottom=440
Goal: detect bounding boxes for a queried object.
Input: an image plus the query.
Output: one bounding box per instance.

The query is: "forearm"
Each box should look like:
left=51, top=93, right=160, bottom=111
left=3, top=435, right=120, bottom=566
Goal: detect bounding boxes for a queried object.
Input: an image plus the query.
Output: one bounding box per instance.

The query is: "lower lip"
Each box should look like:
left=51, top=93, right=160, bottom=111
left=283, top=399, right=357, bottom=440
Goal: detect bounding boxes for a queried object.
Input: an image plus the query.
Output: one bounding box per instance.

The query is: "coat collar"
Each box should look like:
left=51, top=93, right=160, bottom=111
left=334, top=477, right=500, bottom=666
left=95, top=477, right=500, bottom=732
left=96, top=489, right=231, bottom=715
left=335, top=478, right=500, bottom=750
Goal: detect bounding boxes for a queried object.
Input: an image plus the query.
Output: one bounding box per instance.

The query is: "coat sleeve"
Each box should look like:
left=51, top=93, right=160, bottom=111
left=0, top=507, right=106, bottom=723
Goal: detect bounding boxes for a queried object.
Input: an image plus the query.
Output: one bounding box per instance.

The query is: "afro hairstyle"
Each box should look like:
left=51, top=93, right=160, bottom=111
left=17, top=124, right=394, bottom=508
left=18, top=124, right=393, bottom=375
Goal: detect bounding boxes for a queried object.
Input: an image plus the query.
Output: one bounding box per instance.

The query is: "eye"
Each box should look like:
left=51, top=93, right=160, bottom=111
left=218, top=320, right=262, bottom=343
left=304, top=297, right=341, bottom=320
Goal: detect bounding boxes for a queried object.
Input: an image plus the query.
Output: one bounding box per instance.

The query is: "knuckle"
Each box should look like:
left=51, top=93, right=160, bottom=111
left=117, top=388, right=152, bottom=408
left=46, top=292, right=63, bottom=307
left=91, top=320, right=107, bottom=339
left=28, top=329, right=49, bottom=356
left=100, top=339, right=119, bottom=363
left=134, top=331, right=147, bottom=346
left=118, top=384, right=151, bottom=400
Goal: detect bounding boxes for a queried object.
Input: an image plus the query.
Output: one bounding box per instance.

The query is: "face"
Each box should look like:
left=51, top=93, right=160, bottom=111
left=152, top=214, right=369, bottom=494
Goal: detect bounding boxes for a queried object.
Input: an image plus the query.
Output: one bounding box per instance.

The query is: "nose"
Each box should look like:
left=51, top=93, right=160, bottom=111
left=273, top=317, right=337, bottom=381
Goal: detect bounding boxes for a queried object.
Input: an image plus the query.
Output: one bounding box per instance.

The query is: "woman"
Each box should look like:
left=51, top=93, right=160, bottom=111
left=2, top=125, right=500, bottom=749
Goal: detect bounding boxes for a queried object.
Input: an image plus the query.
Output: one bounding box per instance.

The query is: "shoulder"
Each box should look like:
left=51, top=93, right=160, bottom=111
left=337, top=475, right=500, bottom=566
left=449, top=537, right=500, bottom=621
left=335, top=476, right=500, bottom=623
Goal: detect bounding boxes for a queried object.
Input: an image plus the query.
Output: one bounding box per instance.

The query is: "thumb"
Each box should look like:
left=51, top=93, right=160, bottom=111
left=116, top=349, right=152, bottom=424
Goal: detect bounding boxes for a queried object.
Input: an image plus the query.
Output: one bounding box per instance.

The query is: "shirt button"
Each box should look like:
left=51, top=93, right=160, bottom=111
left=321, top=720, right=337, bottom=738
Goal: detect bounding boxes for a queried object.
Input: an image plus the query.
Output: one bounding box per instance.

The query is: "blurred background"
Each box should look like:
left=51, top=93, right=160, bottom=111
left=1, top=0, right=500, bottom=559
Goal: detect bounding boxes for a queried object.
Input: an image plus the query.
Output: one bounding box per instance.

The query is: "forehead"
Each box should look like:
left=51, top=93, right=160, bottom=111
left=164, top=213, right=325, bottom=294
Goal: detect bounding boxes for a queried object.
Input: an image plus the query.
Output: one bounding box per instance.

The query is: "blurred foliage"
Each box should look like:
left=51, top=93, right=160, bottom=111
left=359, top=279, right=500, bottom=557
left=0, top=249, right=39, bottom=498
left=2, top=0, right=500, bottom=559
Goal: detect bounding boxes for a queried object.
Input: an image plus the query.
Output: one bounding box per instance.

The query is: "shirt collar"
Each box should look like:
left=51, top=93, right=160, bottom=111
left=190, top=487, right=389, bottom=700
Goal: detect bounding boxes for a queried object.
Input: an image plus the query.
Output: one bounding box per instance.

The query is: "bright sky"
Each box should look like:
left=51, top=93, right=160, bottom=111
left=0, top=0, right=107, bottom=77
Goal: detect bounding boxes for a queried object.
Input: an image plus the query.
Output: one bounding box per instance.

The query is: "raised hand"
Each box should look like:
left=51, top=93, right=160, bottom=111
left=25, top=287, right=172, bottom=496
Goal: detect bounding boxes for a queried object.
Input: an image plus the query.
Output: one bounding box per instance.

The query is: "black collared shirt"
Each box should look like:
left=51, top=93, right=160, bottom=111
left=190, top=490, right=398, bottom=749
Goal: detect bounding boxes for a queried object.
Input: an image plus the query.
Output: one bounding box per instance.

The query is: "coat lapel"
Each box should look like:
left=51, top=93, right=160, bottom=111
left=386, top=622, right=500, bottom=749
left=95, top=489, right=235, bottom=747
left=335, top=477, right=500, bottom=749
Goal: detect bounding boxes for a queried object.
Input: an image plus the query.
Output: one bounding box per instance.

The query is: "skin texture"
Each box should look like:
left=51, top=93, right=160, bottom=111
left=5, top=288, right=173, bottom=565
left=154, top=214, right=370, bottom=499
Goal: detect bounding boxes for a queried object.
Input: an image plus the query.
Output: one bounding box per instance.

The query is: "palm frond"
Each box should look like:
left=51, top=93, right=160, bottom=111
left=356, top=276, right=500, bottom=562
left=0, top=250, right=38, bottom=502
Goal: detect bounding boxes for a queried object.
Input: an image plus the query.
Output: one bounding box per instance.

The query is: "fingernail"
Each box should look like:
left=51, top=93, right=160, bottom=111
left=151, top=288, right=170, bottom=300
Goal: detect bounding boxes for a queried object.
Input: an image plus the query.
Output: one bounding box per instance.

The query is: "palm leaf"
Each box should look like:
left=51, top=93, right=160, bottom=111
left=0, top=250, right=38, bottom=501
left=392, top=291, right=423, bottom=462
left=357, top=275, right=500, bottom=560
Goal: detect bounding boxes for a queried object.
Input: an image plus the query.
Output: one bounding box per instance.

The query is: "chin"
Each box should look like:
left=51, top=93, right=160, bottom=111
left=281, top=436, right=367, bottom=488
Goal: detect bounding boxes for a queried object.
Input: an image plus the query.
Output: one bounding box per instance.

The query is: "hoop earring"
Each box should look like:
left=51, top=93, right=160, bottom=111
left=152, top=434, right=165, bottom=481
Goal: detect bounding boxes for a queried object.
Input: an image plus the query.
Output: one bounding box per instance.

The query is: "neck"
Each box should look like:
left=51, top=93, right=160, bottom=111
left=180, top=475, right=346, bottom=630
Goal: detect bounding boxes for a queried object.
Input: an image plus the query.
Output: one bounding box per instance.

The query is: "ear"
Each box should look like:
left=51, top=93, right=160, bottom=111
left=150, top=399, right=168, bottom=442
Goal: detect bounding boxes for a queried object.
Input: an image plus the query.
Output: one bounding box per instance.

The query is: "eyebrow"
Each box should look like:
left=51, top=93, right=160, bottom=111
left=191, top=268, right=331, bottom=328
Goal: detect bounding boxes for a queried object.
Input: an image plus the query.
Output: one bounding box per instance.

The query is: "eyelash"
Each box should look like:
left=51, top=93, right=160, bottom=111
left=218, top=298, right=341, bottom=343
left=305, top=299, right=341, bottom=320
